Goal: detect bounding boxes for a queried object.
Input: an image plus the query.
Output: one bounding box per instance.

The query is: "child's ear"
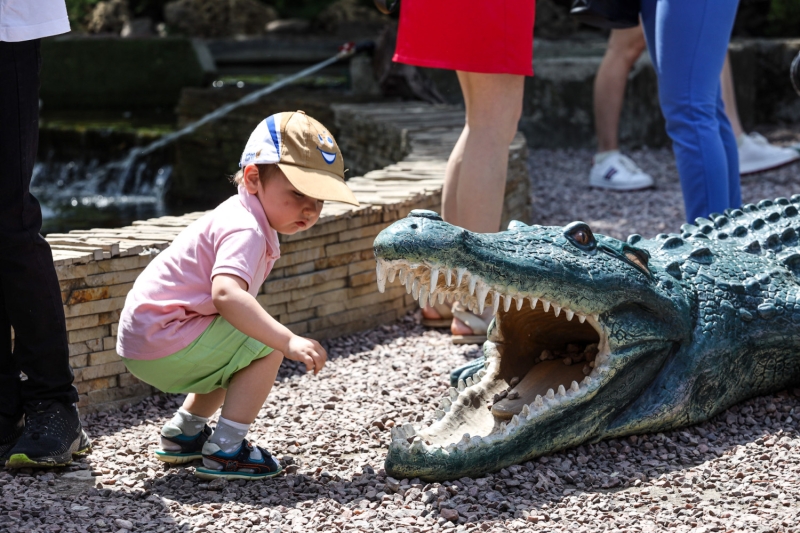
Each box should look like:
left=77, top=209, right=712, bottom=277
left=242, top=164, right=260, bottom=194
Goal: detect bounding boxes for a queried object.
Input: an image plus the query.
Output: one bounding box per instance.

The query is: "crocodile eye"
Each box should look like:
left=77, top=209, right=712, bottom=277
left=573, top=229, right=592, bottom=246
left=564, top=222, right=596, bottom=251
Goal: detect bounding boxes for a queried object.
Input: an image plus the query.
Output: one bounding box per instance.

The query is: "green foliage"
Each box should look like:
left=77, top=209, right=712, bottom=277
left=765, top=0, right=800, bottom=37
left=65, top=0, right=101, bottom=26
left=268, top=0, right=374, bottom=19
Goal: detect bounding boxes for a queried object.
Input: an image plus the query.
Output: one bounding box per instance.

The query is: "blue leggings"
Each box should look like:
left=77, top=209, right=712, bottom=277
left=641, top=0, right=741, bottom=223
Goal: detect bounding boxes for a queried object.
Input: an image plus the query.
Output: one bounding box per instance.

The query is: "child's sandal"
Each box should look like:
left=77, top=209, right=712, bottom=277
left=195, top=439, right=283, bottom=481
left=155, top=424, right=212, bottom=464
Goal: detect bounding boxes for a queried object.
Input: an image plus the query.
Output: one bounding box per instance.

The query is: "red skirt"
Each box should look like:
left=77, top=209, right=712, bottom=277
left=393, top=0, right=536, bottom=76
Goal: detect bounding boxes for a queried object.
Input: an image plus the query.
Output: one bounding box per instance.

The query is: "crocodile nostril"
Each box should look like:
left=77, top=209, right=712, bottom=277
left=410, top=224, right=418, bottom=229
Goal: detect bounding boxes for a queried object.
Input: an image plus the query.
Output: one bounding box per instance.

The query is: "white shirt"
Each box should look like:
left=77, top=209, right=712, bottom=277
left=0, top=0, right=70, bottom=42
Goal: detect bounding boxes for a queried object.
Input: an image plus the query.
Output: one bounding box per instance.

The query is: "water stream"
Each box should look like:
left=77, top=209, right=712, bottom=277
left=33, top=45, right=357, bottom=234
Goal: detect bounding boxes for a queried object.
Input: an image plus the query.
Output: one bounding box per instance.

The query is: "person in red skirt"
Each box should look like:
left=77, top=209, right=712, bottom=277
left=393, top=0, right=536, bottom=344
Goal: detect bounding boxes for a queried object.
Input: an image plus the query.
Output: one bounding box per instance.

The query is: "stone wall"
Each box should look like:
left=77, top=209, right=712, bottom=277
left=42, top=102, right=531, bottom=413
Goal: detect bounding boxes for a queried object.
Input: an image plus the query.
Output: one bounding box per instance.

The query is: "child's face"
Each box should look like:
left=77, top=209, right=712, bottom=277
left=243, top=164, right=323, bottom=234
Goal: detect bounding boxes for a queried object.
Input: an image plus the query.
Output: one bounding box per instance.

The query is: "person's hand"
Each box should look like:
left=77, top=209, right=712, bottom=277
left=282, top=335, right=327, bottom=375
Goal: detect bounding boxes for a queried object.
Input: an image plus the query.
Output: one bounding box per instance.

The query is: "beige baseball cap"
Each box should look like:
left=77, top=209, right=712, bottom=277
left=239, top=111, right=359, bottom=206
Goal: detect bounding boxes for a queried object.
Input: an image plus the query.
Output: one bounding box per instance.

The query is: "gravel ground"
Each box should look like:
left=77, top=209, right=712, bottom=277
left=4, top=134, right=800, bottom=533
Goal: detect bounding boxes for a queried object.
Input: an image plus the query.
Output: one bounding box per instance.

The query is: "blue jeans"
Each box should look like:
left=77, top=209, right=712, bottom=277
left=641, top=0, right=741, bottom=222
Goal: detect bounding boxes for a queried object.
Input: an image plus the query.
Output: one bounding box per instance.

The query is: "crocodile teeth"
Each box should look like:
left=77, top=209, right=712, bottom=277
left=457, top=379, right=466, bottom=392
left=437, top=291, right=446, bottom=305
left=401, top=423, right=416, bottom=438
left=534, top=395, right=544, bottom=407
left=492, top=292, right=500, bottom=312
left=558, top=384, right=566, bottom=397
left=411, top=278, right=420, bottom=298
left=376, top=260, right=387, bottom=293
left=529, top=297, right=538, bottom=309
left=456, top=268, right=466, bottom=286
left=582, top=376, right=592, bottom=386
left=445, top=268, right=452, bottom=287
left=553, top=305, right=561, bottom=317
left=578, top=314, right=586, bottom=323
left=409, top=437, right=425, bottom=453
left=565, top=310, right=574, bottom=321
left=418, top=285, right=428, bottom=307
left=449, top=387, right=459, bottom=401
left=441, top=398, right=452, bottom=410
left=503, top=294, right=512, bottom=312
left=571, top=380, right=580, bottom=392
left=521, top=404, right=531, bottom=417
left=542, top=300, right=551, bottom=312
left=477, top=282, right=489, bottom=314
left=468, top=276, right=477, bottom=295
left=546, top=388, right=555, bottom=400
left=388, top=267, right=397, bottom=283
left=465, top=376, right=474, bottom=387
left=430, top=268, right=439, bottom=293
left=514, top=295, right=524, bottom=311
left=434, top=409, right=445, bottom=420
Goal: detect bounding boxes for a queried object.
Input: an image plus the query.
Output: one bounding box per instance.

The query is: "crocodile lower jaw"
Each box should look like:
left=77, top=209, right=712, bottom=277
left=376, top=259, right=614, bottom=456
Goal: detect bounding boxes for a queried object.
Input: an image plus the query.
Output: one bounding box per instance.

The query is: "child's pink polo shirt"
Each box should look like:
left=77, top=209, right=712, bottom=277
left=117, top=186, right=281, bottom=360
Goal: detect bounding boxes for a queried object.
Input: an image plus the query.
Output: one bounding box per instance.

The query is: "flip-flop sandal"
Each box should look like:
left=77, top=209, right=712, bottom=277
left=450, top=302, right=491, bottom=345
left=421, top=300, right=454, bottom=328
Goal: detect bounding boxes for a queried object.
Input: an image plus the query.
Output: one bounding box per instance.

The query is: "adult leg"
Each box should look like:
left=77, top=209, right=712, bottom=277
left=0, top=41, right=78, bottom=410
left=450, top=71, right=524, bottom=233
left=1, top=40, right=86, bottom=468
left=594, top=25, right=647, bottom=152
left=716, top=87, right=741, bottom=210
left=429, top=73, right=523, bottom=331
left=640, top=0, right=740, bottom=222
left=723, top=52, right=800, bottom=175
left=720, top=54, right=744, bottom=138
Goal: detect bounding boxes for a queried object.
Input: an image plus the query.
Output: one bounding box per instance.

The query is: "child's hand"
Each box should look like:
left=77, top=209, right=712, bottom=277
left=283, top=335, right=327, bottom=375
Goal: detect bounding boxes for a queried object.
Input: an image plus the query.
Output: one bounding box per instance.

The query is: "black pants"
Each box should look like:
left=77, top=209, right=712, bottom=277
left=0, top=40, right=78, bottom=417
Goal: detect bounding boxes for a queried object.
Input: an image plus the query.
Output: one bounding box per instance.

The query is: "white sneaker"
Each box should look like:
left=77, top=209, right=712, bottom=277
left=738, top=132, right=800, bottom=175
left=589, top=151, right=654, bottom=191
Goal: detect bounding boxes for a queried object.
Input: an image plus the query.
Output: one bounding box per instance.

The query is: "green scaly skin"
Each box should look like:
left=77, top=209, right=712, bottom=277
left=372, top=198, right=800, bottom=481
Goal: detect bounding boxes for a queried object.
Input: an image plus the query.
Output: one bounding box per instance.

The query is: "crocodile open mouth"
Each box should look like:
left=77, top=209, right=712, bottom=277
left=376, top=259, right=611, bottom=453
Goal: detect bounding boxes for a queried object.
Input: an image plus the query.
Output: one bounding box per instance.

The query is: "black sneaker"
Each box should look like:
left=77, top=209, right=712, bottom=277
left=195, top=439, right=283, bottom=481
left=6, top=401, right=91, bottom=469
left=0, top=415, right=24, bottom=461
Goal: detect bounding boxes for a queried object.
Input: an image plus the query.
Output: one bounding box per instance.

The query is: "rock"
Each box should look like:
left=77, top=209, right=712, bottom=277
left=86, top=0, right=130, bottom=34
left=266, top=18, right=310, bottom=33
left=312, top=0, right=388, bottom=36
left=440, top=508, right=459, bottom=523
left=164, top=0, right=277, bottom=38
left=121, top=17, right=153, bottom=37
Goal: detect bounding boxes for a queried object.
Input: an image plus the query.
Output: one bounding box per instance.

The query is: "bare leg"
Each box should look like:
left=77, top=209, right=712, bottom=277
left=720, top=53, right=743, bottom=138
left=220, top=350, right=284, bottom=424
left=444, top=71, right=524, bottom=335
left=182, top=389, right=226, bottom=419
left=449, top=71, right=524, bottom=233
left=593, top=25, right=647, bottom=152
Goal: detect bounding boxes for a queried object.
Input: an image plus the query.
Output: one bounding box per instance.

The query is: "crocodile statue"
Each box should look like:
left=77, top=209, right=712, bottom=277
left=372, top=199, right=800, bottom=481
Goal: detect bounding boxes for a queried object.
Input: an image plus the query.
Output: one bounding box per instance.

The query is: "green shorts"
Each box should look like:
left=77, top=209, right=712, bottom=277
left=122, top=316, right=274, bottom=394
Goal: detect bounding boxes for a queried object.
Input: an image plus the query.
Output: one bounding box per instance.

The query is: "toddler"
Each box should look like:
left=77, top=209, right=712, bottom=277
left=117, top=111, right=359, bottom=480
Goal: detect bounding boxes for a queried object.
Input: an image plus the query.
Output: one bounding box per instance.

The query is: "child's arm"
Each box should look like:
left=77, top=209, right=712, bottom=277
left=211, top=273, right=327, bottom=374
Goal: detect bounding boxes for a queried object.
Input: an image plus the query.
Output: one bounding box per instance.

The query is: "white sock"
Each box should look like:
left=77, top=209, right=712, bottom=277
left=163, top=408, right=208, bottom=438
left=594, top=150, right=619, bottom=165
left=208, top=417, right=256, bottom=455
